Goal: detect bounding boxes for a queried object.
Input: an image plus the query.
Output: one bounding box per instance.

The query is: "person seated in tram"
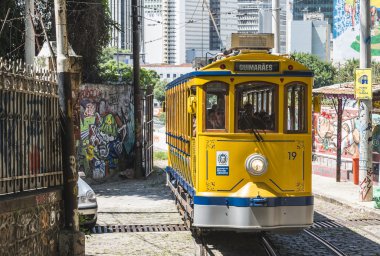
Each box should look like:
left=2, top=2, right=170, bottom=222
left=207, top=108, right=225, bottom=129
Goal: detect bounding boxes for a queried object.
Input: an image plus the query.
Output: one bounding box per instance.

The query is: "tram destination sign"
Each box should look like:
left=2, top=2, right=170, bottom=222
left=234, top=62, right=280, bottom=72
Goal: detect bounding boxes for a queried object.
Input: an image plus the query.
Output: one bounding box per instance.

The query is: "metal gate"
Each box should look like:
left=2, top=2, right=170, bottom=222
left=142, top=86, right=154, bottom=177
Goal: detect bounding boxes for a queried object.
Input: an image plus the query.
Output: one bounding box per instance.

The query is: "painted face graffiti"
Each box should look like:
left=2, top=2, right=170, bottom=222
left=84, top=102, right=96, bottom=117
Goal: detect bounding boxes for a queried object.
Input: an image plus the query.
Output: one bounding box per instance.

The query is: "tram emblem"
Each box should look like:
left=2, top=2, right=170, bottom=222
left=216, top=151, right=229, bottom=176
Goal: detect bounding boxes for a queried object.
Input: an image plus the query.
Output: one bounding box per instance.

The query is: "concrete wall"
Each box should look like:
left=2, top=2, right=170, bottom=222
left=75, top=84, right=135, bottom=179
left=0, top=189, right=63, bottom=256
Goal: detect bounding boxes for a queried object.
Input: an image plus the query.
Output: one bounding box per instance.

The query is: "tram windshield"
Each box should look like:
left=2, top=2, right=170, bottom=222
left=236, top=82, right=276, bottom=132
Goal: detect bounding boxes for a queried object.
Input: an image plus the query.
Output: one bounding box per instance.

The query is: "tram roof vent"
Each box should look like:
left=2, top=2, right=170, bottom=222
left=231, top=33, right=274, bottom=51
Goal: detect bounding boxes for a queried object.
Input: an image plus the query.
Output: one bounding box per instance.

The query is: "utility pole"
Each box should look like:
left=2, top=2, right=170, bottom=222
left=272, top=0, right=280, bottom=54
left=55, top=0, right=84, bottom=254
left=25, top=0, right=35, bottom=65
left=132, top=0, right=143, bottom=178
left=359, top=0, right=373, bottom=202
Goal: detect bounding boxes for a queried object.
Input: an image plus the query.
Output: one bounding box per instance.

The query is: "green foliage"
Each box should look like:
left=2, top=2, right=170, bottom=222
left=334, top=59, right=380, bottom=84
left=153, top=151, right=168, bottom=161
left=0, top=0, right=114, bottom=83
left=98, top=47, right=161, bottom=88
left=334, top=59, right=359, bottom=84
left=79, top=214, right=93, bottom=235
left=140, top=68, right=160, bottom=89
left=67, top=0, right=115, bottom=82
left=291, top=52, right=336, bottom=88
left=153, top=80, right=167, bottom=102
left=99, top=47, right=131, bottom=64
left=99, top=59, right=132, bottom=83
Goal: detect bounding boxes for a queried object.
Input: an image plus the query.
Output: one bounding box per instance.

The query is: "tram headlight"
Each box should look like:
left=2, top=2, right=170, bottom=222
left=245, top=154, right=268, bottom=176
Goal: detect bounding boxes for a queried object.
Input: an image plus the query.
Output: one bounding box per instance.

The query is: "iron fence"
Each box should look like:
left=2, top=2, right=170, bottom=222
left=143, top=86, right=154, bottom=177
left=0, top=58, right=63, bottom=195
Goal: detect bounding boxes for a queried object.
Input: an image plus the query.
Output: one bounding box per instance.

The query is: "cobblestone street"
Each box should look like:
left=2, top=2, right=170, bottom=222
left=84, top=161, right=380, bottom=256
left=85, top=162, right=197, bottom=256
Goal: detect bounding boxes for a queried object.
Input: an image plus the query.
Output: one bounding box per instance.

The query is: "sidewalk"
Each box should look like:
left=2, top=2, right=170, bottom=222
left=312, top=174, right=380, bottom=218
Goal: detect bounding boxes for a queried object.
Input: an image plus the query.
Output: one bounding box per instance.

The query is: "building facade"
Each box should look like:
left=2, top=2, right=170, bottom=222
left=290, top=19, right=330, bottom=61
left=237, top=0, right=287, bottom=53
left=144, top=0, right=163, bottom=63
left=209, top=0, right=238, bottom=51
left=162, top=0, right=211, bottom=64
left=292, top=0, right=333, bottom=26
left=142, top=64, right=193, bottom=82
left=108, top=0, right=145, bottom=53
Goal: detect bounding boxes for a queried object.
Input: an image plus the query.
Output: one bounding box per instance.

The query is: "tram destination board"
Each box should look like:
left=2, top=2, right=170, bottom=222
left=234, top=62, right=279, bottom=72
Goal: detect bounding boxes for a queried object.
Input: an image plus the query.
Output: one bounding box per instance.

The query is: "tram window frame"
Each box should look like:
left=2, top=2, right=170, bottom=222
left=284, top=82, right=307, bottom=133
left=235, top=82, right=278, bottom=133
left=189, top=86, right=197, bottom=137
left=203, top=82, right=229, bottom=132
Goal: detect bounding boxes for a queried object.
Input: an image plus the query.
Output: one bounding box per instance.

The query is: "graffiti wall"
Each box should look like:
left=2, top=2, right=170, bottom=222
left=333, top=0, right=380, bottom=62
left=76, top=84, right=135, bottom=179
left=314, top=100, right=380, bottom=157
left=313, top=100, right=380, bottom=183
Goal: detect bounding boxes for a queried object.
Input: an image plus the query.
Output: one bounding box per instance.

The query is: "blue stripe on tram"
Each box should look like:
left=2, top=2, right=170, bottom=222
left=194, top=196, right=314, bottom=207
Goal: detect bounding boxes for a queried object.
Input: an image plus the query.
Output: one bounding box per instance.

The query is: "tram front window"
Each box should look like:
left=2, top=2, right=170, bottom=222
left=205, top=83, right=228, bottom=130
left=236, top=82, right=276, bottom=132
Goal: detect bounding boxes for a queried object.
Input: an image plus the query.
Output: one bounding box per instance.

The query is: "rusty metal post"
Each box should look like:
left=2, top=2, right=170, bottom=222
left=132, top=0, right=143, bottom=178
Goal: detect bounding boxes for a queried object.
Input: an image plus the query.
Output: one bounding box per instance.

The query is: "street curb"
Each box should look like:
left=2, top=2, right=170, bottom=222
left=313, top=193, right=380, bottom=219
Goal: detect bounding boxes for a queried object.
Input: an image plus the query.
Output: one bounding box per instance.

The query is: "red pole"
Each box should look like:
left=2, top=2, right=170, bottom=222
left=352, top=152, right=359, bottom=185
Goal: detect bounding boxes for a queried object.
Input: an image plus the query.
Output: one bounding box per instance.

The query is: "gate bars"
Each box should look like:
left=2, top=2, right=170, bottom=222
left=0, top=59, right=63, bottom=195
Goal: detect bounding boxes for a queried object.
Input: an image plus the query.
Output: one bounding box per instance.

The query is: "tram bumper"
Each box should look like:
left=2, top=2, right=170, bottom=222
left=193, top=196, right=314, bottom=231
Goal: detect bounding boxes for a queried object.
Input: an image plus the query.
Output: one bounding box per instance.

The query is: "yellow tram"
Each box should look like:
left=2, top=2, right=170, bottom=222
left=164, top=35, right=314, bottom=231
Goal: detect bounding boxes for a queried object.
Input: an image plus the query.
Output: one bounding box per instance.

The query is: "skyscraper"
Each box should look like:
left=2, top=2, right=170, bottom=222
left=108, top=0, right=145, bottom=53
left=162, top=0, right=210, bottom=64
left=292, top=0, right=333, bottom=26
left=209, top=0, right=238, bottom=51
left=144, top=0, right=163, bottom=63
left=237, top=0, right=287, bottom=53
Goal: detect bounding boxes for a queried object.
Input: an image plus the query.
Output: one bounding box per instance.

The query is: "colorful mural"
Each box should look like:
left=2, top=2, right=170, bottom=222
left=333, top=0, right=380, bottom=62
left=77, top=84, right=135, bottom=179
left=314, top=101, right=380, bottom=157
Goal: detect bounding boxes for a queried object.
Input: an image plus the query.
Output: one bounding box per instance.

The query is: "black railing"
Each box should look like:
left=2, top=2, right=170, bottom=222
left=0, top=59, right=63, bottom=195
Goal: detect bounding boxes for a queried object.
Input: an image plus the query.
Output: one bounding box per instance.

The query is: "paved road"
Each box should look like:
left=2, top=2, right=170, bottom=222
left=85, top=163, right=196, bottom=256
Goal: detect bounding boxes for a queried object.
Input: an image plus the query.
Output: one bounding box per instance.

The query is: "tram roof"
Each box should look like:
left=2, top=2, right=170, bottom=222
left=165, top=52, right=314, bottom=90
left=165, top=70, right=314, bottom=90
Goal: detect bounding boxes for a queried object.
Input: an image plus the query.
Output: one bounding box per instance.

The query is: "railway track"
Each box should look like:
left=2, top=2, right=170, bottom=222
left=261, top=234, right=279, bottom=256
left=314, top=212, right=380, bottom=241
left=304, top=229, right=348, bottom=256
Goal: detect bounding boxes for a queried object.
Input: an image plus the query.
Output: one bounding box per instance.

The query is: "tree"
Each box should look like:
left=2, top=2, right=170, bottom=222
left=334, top=59, right=380, bottom=84
left=98, top=59, right=132, bottom=82
left=153, top=80, right=166, bottom=102
left=0, top=1, right=25, bottom=59
left=66, top=0, right=114, bottom=82
left=291, top=53, right=336, bottom=88
left=0, top=0, right=114, bottom=83
left=334, top=59, right=359, bottom=84
left=98, top=47, right=161, bottom=88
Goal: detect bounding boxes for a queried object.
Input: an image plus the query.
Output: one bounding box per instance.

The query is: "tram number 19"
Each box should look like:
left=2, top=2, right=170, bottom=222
left=288, top=152, right=297, bottom=160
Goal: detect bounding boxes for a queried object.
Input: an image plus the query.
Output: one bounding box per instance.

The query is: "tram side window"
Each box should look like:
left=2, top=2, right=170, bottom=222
left=286, top=83, right=307, bottom=133
left=190, top=86, right=197, bottom=137
left=236, top=83, right=276, bottom=131
left=205, top=83, right=228, bottom=130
